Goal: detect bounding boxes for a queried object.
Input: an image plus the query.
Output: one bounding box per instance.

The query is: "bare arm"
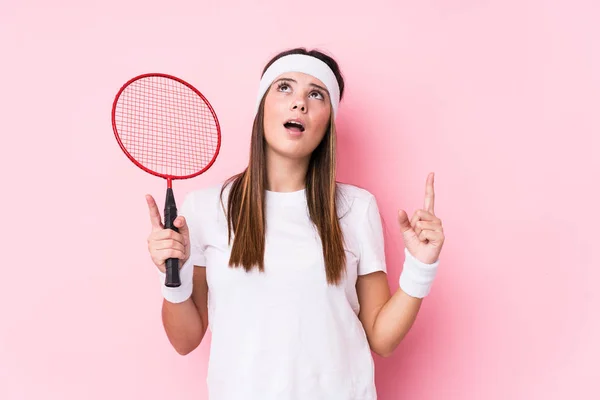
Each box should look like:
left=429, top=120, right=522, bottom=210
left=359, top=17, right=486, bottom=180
left=358, top=173, right=444, bottom=357
left=357, top=271, right=422, bottom=358
left=145, top=193, right=210, bottom=355
left=161, top=266, right=209, bottom=355
left=356, top=272, right=423, bottom=357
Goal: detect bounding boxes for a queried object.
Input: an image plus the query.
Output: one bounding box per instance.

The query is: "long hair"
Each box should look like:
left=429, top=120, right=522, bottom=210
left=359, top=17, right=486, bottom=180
left=220, top=47, right=347, bottom=285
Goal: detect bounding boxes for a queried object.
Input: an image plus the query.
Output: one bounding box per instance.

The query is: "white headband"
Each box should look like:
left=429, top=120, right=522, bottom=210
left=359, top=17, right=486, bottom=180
left=255, top=54, right=341, bottom=117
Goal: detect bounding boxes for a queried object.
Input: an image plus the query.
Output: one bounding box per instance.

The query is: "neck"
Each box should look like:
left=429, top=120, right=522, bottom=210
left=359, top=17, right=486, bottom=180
left=265, top=148, right=309, bottom=192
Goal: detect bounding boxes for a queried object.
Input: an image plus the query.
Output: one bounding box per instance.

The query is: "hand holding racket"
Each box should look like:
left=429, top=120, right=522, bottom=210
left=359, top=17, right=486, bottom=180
left=112, top=73, right=221, bottom=287
left=145, top=194, right=190, bottom=275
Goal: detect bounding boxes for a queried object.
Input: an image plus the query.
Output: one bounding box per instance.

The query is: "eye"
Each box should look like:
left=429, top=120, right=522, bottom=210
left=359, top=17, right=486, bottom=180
left=277, top=82, right=291, bottom=92
left=309, top=90, right=324, bottom=100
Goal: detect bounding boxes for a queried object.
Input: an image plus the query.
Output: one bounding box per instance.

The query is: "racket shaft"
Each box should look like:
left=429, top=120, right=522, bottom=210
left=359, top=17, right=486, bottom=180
left=164, top=188, right=181, bottom=287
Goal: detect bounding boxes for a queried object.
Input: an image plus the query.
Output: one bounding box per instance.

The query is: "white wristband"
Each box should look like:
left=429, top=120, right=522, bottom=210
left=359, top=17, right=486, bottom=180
left=157, top=257, right=194, bottom=304
left=399, top=247, right=440, bottom=298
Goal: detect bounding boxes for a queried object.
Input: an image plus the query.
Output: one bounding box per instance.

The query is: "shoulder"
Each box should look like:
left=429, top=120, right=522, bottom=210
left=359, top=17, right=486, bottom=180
left=336, top=182, right=378, bottom=220
left=337, top=182, right=376, bottom=201
left=183, top=181, right=232, bottom=217
left=188, top=181, right=229, bottom=199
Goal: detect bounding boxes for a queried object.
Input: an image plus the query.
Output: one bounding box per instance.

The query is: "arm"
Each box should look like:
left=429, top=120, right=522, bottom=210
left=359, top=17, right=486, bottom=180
left=146, top=190, right=210, bottom=356
left=358, top=173, right=444, bottom=357
left=161, top=266, right=209, bottom=355
left=356, top=271, right=422, bottom=358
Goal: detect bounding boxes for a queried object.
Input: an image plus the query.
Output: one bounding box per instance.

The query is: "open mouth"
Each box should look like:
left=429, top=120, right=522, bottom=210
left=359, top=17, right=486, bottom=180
left=283, top=120, right=305, bottom=133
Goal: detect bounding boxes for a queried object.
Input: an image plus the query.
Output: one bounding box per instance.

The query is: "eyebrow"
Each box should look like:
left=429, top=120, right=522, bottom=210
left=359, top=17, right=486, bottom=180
left=274, top=77, right=329, bottom=96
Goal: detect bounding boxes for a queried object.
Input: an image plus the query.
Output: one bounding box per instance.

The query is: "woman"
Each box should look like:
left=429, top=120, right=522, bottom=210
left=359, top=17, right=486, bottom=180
left=145, top=47, right=445, bottom=399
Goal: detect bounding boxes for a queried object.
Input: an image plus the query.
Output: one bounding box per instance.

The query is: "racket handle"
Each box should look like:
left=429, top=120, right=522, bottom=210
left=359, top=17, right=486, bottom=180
left=164, top=188, right=181, bottom=288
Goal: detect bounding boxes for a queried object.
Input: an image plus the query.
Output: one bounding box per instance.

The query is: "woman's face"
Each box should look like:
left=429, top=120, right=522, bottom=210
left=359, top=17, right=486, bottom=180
left=262, top=71, right=332, bottom=160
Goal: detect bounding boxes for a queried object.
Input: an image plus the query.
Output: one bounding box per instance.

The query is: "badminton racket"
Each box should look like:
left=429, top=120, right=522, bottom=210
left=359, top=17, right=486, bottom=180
left=112, top=73, right=221, bottom=287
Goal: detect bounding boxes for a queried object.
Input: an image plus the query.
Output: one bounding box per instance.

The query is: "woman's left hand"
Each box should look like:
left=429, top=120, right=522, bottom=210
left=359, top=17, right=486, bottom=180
left=397, top=172, right=445, bottom=264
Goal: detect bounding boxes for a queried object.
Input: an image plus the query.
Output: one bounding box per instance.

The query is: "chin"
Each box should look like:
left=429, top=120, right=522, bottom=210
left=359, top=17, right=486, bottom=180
left=269, top=144, right=313, bottom=161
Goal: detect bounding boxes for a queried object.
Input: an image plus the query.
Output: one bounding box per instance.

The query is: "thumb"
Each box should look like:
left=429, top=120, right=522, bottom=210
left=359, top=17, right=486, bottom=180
left=397, top=209, right=413, bottom=233
left=174, top=216, right=189, bottom=237
left=397, top=209, right=419, bottom=245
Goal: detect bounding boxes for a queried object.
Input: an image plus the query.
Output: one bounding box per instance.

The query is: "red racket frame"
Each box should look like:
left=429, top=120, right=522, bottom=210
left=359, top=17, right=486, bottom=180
left=111, top=72, right=221, bottom=189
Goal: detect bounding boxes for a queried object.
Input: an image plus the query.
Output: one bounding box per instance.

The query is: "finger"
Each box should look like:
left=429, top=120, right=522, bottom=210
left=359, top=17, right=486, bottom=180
left=418, top=229, right=444, bottom=244
left=397, top=209, right=414, bottom=233
left=414, top=217, right=423, bottom=237
left=415, top=209, right=440, bottom=222
left=157, top=248, right=187, bottom=262
left=398, top=209, right=419, bottom=244
left=145, top=195, right=164, bottom=231
left=414, top=221, right=443, bottom=238
left=152, top=238, right=186, bottom=253
left=410, top=211, right=421, bottom=229
left=173, top=216, right=189, bottom=239
left=423, top=172, right=435, bottom=214
left=150, top=229, right=187, bottom=247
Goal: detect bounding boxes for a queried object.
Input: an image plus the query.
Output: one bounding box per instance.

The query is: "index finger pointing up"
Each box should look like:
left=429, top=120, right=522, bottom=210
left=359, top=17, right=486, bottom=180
left=424, top=172, right=435, bottom=214
left=145, top=194, right=164, bottom=231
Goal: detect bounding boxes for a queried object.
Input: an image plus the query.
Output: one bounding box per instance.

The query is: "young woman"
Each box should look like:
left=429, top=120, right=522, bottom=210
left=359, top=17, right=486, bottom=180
left=145, top=48, right=445, bottom=399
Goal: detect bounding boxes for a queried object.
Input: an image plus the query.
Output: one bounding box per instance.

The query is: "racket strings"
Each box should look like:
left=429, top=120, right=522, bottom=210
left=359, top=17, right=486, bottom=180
left=114, top=76, right=219, bottom=177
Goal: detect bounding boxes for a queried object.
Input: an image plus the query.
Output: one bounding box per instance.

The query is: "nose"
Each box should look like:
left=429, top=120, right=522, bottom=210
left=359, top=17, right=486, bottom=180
left=290, top=97, right=307, bottom=113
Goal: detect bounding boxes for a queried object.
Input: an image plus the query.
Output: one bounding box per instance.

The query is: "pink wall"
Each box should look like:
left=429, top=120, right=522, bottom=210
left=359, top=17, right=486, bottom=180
left=1, top=0, right=598, bottom=399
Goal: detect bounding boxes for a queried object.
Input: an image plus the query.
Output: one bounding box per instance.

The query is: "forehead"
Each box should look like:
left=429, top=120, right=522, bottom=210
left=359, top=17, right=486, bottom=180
left=274, top=71, right=327, bottom=89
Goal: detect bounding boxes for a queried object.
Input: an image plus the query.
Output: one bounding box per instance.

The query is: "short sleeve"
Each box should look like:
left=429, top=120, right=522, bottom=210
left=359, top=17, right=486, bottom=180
left=179, top=190, right=207, bottom=268
left=357, top=195, right=387, bottom=276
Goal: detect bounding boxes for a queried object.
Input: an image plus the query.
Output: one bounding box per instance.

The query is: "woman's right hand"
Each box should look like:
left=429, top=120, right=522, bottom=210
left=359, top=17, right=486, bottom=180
left=145, top=194, right=190, bottom=273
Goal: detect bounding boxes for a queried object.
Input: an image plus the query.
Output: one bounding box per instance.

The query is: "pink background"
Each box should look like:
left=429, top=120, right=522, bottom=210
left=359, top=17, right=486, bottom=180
left=1, top=0, right=598, bottom=399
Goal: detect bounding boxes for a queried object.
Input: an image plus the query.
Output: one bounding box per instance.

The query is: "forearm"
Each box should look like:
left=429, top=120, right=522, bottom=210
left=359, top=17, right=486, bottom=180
left=370, top=288, right=423, bottom=357
left=161, top=297, right=207, bottom=355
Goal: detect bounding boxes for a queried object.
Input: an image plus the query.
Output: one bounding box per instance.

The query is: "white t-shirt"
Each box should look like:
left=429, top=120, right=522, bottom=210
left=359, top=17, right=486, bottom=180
left=179, top=181, right=387, bottom=400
